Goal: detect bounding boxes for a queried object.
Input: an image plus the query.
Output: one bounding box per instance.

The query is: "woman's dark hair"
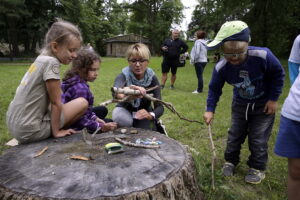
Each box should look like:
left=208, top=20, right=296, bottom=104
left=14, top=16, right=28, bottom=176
left=196, top=30, right=206, bottom=39
left=63, top=47, right=100, bottom=81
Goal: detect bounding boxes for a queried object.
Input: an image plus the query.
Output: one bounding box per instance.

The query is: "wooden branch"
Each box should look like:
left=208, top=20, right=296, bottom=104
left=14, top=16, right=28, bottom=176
left=208, top=124, right=217, bottom=190
left=100, top=95, right=133, bottom=107
left=100, top=86, right=203, bottom=124
left=142, top=93, right=203, bottom=124
left=115, top=137, right=160, bottom=149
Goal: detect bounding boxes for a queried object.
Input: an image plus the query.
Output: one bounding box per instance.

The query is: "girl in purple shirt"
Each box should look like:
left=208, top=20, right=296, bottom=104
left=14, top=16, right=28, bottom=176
left=62, top=48, right=117, bottom=133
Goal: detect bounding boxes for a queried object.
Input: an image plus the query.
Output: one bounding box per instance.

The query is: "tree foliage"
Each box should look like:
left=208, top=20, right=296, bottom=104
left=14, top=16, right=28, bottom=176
left=0, top=0, right=184, bottom=57
left=188, top=0, right=300, bottom=56
left=126, top=0, right=184, bottom=53
left=1, top=0, right=298, bottom=57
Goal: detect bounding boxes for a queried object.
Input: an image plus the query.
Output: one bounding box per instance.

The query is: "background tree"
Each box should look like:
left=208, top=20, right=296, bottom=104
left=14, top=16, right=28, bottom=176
left=188, top=0, right=300, bottom=56
left=126, top=0, right=184, bottom=54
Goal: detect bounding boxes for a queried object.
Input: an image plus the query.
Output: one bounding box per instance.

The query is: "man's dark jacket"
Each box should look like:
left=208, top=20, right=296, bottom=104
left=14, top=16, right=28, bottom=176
left=161, top=38, right=188, bottom=60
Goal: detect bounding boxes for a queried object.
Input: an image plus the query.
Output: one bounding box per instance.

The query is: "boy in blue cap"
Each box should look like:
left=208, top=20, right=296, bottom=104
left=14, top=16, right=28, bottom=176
left=203, top=20, right=285, bottom=184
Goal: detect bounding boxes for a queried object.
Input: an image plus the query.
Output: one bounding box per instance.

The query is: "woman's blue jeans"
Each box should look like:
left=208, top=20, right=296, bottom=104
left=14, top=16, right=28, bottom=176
left=194, top=62, right=207, bottom=92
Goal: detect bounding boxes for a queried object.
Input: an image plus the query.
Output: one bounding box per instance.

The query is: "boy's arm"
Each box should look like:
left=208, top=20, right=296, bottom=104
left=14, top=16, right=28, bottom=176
left=206, top=68, right=226, bottom=113
left=266, top=49, right=285, bottom=101
left=263, top=50, right=285, bottom=115
left=204, top=68, right=225, bottom=125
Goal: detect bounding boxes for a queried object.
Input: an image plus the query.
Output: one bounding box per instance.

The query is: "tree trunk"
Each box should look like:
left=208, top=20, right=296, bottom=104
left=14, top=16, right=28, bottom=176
left=0, top=128, right=203, bottom=200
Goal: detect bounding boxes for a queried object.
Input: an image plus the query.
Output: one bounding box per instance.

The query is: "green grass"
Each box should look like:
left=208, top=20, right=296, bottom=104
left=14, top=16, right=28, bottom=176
left=0, top=57, right=289, bottom=199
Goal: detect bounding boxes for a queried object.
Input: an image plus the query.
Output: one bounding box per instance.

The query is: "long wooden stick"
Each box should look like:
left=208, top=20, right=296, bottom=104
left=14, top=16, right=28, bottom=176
left=100, top=86, right=203, bottom=124
left=208, top=124, right=217, bottom=190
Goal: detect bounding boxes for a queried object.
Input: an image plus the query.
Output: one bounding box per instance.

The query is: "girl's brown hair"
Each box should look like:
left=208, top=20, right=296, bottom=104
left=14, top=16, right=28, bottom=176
left=196, top=30, right=206, bottom=39
left=41, top=18, right=82, bottom=55
left=63, top=48, right=100, bottom=81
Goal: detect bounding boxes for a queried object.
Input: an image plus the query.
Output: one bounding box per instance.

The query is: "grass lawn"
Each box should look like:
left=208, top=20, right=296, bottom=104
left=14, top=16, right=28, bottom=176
left=0, top=56, right=289, bottom=199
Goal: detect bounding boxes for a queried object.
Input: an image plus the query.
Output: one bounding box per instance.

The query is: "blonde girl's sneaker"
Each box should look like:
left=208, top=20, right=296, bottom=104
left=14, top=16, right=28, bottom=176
left=245, top=168, right=265, bottom=184
left=222, top=162, right=235, bottom=176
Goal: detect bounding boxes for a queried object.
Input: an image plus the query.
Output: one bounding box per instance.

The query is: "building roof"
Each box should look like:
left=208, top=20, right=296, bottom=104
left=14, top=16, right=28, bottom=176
left=105, top=34, right=149, bottom=44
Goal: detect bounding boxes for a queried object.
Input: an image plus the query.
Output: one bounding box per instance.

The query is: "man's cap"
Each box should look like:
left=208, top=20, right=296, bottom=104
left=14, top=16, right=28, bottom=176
left=206, top=20, right=250, bottom=50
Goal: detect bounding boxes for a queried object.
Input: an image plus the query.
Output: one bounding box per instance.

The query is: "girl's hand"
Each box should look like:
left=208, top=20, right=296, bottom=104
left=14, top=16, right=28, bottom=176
left=135, top=109, right=152, bottom=120
left=54, top=129, right=76, bottom=138
left=101, top=122, right=118, bottom=132
left=96, top=118, right=105, bottom=124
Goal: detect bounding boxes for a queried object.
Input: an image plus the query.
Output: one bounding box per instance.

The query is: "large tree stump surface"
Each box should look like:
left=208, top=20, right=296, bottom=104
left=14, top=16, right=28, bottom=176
left=0, top=128, right=203, bottom=200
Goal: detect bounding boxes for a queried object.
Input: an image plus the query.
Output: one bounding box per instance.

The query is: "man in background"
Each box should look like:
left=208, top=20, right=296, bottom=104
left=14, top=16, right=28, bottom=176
left=161, top=29, right=188, bottom=89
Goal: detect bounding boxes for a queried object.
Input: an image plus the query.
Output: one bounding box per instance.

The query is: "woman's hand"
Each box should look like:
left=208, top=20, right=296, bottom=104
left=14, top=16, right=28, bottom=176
left=135, top=109, right=152, bottom=120
left=130, top=85, right=146, bottom=97
left=203, top=112, right=214, bottom=125
left=101, top=122, right=118, bottom=132
left=53, top=129, right=77, bottom=138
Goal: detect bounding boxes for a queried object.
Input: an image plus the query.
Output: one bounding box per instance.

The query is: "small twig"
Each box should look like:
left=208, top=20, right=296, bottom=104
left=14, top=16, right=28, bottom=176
left=33, top=146, right=48, bottom=158
left=208, top=124, right=217, bottom=190
left=70, top=155, right=90, bottom=161
left=115, top=137, right=160, bottom=149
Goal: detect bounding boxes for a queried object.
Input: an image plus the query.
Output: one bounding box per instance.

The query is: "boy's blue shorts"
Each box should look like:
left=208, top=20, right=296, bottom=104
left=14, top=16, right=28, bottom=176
left=274, top=115, right=300, bottom=158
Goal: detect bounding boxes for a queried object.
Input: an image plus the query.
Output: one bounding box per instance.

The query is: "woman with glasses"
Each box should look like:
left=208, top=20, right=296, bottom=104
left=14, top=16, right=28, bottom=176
left=111, top=43, right=164, bottom=132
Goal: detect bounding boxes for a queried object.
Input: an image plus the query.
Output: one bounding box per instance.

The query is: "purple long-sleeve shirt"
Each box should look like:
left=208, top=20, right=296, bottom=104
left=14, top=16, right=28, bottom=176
left=61, top=75, right=102, bottom=132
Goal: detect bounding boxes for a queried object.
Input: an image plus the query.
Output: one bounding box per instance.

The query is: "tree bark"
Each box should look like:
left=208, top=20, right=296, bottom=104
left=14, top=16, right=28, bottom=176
left=0, top=128, right=203, bottom=200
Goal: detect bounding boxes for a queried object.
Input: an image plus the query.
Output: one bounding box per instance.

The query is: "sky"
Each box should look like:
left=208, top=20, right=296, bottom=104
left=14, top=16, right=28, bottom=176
left=175, top=0, right=198, bottom=31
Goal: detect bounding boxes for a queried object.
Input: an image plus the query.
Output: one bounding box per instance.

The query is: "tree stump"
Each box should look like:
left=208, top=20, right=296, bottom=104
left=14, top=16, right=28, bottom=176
left=0, top=128, right=203, bottom=200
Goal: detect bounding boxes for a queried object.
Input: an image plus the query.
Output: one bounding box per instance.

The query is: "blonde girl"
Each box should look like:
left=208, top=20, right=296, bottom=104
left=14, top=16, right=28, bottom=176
left=6, top=19, right=88, bottom=143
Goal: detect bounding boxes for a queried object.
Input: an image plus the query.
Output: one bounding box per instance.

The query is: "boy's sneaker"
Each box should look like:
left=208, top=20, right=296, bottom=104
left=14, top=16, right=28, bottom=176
left=245, top=168, right=265, bottom=184
left=222, top=162, right=235, bottom=176
left=170, top=85, right=174, bottom=89
left=160, top=85, right=165, bottom=89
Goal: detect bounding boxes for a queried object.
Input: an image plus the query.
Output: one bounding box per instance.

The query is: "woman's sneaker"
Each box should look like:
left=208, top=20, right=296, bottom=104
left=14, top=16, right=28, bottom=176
left=245, top=168, right=265, bottom=184
left=222, top=162, right=235, bottom=176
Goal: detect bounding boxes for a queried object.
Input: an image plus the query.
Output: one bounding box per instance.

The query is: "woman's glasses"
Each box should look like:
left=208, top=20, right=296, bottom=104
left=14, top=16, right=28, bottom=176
left=128, top=59, right=148, bottom=64
left=222, top=51, right=247, bottom=58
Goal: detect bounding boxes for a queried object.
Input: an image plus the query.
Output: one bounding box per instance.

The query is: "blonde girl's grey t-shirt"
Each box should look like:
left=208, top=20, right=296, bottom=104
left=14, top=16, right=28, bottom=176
left=6, top=55, right=61, bottom=133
